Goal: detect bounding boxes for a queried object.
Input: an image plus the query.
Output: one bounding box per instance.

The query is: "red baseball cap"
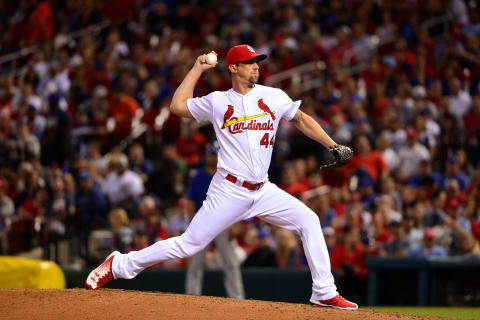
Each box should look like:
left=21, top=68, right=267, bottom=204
left=226, top=45, right=267, bottom=66
left=406, top=129, right=418, bottom=139
left=423, top=228, right=435, bottom=240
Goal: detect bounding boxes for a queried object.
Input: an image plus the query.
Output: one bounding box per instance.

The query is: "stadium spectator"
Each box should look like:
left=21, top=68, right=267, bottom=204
left=383, top=220, right=409, bottom=258
left=167, top=198, right=190, bottom=238
left=130, top=230, right=150, bottom=252
left=176, top=121, right=207, bottom=167
left=376, top=135, right=399, bottom=173
left=129, top=143, right=155, bottom=183
left=329, top=227, right=368, bottom=304
left=107, top=207, right=133, bottom=254
left=380, top=115, right=407, bottom=152
left=414, top=107, right=440, bottom=153
left=408, top=228, right=447, bottom=258
left=0, top=178, right=14, bottom=254
left=280, top=162, right=310, bottom=197
left=408, top=159, right=443, bottom=190
left=397, top=129, right=430, bottom=181
left=243, top=226, right=277, bottom=268
left=275, top=229, right=302, bottom=268
left=311, top=189, right=337, bottom=229
left=108, top=87, right=140, bottom=143
left=133, top=195, right=167, bottom=244
left=448, top=78, right=472, bottom=118
left=423, top=192, right=448, bottom=228
left=41, top=94, right=73, bottom=167
left=42, top=176, right=73, bottom=261
left=463, top=96, right=480, bottom=166
left=102, top=154, right=144, bottom=212
left=324, top=226, right=336, bottom=253
left=328, top=107, right=352, bottom=146
left=444, top=155, right=470, bottom=192
left=369, top=210, right=392, bottom=250
left=341, top=135, right=388, bottom=184
left=6, top=124, right=41, bottom=169
left=74, top=170, right=108, bottom=262
left=380, top=176, right=402, bottom=212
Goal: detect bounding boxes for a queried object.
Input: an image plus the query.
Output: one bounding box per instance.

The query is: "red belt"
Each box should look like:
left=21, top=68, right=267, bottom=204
left=225, top=174, right=265, bottom=191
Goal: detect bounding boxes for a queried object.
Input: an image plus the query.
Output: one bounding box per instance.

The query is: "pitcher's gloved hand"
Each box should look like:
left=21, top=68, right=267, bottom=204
left=319, top=145, right=354, bottom=170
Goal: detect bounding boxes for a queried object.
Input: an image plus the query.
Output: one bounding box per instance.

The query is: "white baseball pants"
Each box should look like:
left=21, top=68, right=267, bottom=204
left=112, top=169, right=338, bottom=301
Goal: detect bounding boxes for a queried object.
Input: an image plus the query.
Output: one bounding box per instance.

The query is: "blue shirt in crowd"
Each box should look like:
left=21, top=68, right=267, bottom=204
left=187, top=168, right=214, bottom=211
left=407, top=245, right=448, bottom=258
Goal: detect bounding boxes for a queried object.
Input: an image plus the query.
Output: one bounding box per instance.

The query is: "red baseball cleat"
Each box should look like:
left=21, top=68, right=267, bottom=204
left=85, top=251, right=119, bottom=290
left=310, top=295, right=358, bottom=310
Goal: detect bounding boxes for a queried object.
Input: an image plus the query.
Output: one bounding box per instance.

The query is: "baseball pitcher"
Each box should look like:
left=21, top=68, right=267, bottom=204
left=86, top=44, right=356, bottom=310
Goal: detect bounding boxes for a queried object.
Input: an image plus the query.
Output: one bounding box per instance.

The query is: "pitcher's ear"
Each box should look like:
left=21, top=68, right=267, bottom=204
left=228, top=63, right=238, bottom=74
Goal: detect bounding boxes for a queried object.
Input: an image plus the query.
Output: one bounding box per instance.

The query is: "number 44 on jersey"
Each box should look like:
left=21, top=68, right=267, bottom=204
left=260, top=133, right=274, bottom=148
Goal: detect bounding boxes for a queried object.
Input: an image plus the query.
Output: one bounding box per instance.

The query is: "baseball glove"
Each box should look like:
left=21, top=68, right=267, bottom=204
left=319, top=144, right=354, bottom=170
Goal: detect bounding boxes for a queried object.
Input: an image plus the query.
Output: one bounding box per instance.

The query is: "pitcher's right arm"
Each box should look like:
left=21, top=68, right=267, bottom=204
left=170, top=52, right=217, bottom=118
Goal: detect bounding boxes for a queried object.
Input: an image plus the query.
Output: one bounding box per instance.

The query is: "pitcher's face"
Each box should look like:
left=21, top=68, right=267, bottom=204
left=231, top=60, right=259, bottom=84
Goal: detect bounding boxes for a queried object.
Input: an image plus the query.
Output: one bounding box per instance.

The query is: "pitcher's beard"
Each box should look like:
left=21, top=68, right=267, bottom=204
left=248, top=75, right=259, bottom=84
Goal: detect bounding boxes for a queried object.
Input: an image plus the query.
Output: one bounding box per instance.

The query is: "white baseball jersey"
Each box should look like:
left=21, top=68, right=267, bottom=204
left=187, top=84, right=301, bottom=182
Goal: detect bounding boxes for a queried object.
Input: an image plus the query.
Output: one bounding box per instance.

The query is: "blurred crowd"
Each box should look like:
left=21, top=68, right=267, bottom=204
left=0, top=0, right=480, bottom=292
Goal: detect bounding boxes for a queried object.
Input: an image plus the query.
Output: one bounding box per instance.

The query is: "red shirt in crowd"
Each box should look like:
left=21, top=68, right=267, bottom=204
left=109, top=94, right=139, bottom=119
left=472, top=220, right=480, bottom=241
left=375, top=227, right=393, bottom=244
left=176, top=133, right=207, bottom=166
left=282, top=181, right=310, bottom=197
left=108, top=93, right=140, bottom=141
left=28, top=1, right=54, bottom=44
left=373, top=96, right=391, bottom=120
left=102, top=0, right=135, bottom=21
left=463, top=111, right=480, bottom=142
left=341, top=150, right=389, bottom=182
left=332, top=201, right=346, bottom=217
left=361, top=65, right=385, bottom=90
left=330, top=242, right=368, bottom=278
left=109, top=93, right=139, bottom=123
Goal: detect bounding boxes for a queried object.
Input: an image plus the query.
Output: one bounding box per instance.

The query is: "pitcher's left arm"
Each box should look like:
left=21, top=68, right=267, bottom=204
left=291, top=110, right=336, bottom=148
left=291, top=110, right=353, bottom=169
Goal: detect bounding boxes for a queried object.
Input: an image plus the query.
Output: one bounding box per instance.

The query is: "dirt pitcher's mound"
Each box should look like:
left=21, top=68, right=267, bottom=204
left=0, top=289, right=437, bottom=320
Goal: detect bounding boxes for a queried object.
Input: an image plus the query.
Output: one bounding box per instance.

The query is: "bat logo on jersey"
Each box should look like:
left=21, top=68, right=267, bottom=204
left=257, top=99, right=276, bottom=120
left=221, top=104, right=275, bottom=134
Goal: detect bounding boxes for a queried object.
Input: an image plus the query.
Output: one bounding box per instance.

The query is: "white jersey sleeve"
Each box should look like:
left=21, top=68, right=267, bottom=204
left=276, top=89, right=301, bottom=121
left=187, top=92, right=215, bottom=122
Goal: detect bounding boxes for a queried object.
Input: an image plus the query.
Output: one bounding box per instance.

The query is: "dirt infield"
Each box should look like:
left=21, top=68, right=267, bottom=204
left=0, top=289, right=441, bottom=320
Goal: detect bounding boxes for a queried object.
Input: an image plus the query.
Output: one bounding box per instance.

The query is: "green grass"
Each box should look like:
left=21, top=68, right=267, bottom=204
left=364, top=307, right=480, bottom=319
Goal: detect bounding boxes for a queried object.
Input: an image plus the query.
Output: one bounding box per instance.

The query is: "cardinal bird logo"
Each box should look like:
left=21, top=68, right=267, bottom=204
left=258, top=99, right=276, bottom=120
left=221, top=104, right=276, bottom=134
left=221, top=105, right=235, bottom=129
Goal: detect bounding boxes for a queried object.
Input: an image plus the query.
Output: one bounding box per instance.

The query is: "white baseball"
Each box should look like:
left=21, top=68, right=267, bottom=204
left=206, top=52, right=217, bottom=65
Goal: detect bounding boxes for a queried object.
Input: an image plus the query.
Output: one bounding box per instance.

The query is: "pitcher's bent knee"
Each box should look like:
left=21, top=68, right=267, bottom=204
left=298, top=210, right=322, bottom=235
left=179, top=234, right=210, bottom=257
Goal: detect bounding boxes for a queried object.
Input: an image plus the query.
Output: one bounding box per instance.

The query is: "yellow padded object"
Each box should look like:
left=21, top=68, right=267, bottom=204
left=0, top=256, right=66, bottom=289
